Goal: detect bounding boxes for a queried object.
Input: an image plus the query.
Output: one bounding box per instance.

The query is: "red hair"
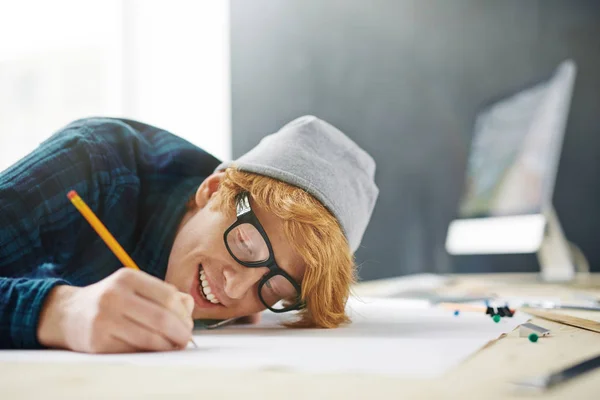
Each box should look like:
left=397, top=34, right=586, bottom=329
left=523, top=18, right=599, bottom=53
left=212, top=168, right=355, bottom=328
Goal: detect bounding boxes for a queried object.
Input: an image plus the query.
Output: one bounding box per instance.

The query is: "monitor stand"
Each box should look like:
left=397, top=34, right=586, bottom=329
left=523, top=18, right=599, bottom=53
left=537, top=207, right=576, bottom=282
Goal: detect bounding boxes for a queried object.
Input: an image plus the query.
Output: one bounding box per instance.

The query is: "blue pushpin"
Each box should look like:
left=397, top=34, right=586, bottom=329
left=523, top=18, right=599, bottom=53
left=453, top=310, right=460, bottom=316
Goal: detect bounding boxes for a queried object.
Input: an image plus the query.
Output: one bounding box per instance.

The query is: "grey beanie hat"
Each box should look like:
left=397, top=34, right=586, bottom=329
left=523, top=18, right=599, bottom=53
left=215, top=115, right=378, bottom=252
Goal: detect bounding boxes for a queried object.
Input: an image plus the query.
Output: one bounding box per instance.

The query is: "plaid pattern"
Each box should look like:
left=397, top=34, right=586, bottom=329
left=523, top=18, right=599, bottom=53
left=0, top=118, right=220, bottom=348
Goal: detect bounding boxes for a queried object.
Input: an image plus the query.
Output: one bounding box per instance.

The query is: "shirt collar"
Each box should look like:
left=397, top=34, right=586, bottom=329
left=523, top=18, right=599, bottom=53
left=131, top=176, right=205, bottom=280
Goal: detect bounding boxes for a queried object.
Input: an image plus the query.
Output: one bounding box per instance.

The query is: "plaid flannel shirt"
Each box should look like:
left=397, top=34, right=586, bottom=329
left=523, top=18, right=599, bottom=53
left=0, top=117, right=219, bottom=348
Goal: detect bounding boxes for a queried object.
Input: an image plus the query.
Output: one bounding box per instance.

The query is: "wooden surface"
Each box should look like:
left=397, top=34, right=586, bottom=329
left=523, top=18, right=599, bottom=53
left=522, top=308, right=600, bottom=333
left=3, top=273, right=600, bottom=399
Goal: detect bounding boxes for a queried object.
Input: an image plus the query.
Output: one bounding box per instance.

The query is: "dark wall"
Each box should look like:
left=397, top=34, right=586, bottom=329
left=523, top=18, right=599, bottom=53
left=230, top=0, right=600, bottom=280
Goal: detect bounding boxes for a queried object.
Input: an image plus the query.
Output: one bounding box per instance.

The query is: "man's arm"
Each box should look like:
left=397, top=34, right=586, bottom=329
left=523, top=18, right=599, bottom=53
left=0, top=124, right=103, bottom=348
left=0, top=277, right=69, bottom=348
left=0, top=118, right=200, bottom=351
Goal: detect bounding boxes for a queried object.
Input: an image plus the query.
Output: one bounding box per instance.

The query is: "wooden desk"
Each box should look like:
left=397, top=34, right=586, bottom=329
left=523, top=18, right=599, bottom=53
left=3, top=274, right=600, bottom=399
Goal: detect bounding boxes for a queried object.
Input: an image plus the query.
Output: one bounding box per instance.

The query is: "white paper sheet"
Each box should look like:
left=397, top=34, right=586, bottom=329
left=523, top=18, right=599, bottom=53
left=0, top=297, right=529, bottom=377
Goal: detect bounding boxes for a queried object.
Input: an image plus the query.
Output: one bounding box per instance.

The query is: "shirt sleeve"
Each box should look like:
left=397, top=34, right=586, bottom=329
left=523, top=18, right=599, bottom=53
left=0, top=122, right=127, bottom=349
left=0, top=276, right=69, bottom=348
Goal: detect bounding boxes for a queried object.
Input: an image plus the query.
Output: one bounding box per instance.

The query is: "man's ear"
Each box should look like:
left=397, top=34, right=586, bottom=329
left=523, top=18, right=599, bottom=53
left=194, top=172, right=225, bottom=209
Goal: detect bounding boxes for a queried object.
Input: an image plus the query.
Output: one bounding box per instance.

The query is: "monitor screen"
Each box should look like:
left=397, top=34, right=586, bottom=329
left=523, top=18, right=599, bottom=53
left=458, top=60, right=576, bottom=218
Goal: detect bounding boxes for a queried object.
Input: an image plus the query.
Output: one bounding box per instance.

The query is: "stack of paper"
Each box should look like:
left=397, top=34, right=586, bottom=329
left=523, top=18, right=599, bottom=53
left=0, top=297, right=529, bottom=377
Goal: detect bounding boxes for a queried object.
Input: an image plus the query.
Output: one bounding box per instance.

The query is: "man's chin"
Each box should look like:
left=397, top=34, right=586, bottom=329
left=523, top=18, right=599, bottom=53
left=192, top=312, right=262, bottom=325
left=192, top=310, right=235, bottom=320
left=234, top=314, right=262, bottom=324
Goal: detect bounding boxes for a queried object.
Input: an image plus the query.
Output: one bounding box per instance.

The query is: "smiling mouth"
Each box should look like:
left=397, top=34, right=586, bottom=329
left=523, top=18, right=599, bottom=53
left=198, top=265, right=221, bottom=304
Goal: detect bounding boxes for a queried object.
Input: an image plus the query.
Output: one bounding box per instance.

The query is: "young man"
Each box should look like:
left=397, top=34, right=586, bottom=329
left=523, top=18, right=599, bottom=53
left=0, top=115, right=378, bottom=353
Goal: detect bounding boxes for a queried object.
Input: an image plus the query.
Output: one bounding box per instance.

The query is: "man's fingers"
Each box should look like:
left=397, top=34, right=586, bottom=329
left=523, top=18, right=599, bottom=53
left=177, top=292, right=195, bottom=317
left=99, top=337, right=140, bottom=354
left=118, top=269, right=190, bottom=325
left=112, top=316, right=178, bottom=352
left=122, top=292, right=192, bottom=348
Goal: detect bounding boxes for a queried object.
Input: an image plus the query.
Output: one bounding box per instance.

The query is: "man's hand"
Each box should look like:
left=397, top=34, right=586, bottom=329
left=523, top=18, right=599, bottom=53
left=37, top=269, right=194, bottom=353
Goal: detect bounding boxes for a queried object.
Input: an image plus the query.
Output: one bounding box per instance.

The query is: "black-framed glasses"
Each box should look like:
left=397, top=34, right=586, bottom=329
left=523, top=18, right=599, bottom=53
left=223, top=192, right=304, bottom=313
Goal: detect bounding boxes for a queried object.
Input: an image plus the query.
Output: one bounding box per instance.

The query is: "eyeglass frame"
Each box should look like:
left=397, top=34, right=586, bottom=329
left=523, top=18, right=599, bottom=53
left=223, top=192, right=304, bottom=313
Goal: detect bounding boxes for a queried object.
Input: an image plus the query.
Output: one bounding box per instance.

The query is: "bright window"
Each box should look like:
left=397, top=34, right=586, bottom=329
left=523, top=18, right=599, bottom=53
left=0, top=0, right=230, bottom=172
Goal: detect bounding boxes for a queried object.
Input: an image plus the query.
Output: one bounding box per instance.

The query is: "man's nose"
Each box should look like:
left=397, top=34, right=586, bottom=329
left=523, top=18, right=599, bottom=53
left=223, top=266, right=268, bottom=300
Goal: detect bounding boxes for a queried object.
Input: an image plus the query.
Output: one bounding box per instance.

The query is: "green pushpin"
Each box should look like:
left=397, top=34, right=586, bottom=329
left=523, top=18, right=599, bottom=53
left=492, top=315, right=501, bottom=323
left=528, top=333, right=539, bottom=343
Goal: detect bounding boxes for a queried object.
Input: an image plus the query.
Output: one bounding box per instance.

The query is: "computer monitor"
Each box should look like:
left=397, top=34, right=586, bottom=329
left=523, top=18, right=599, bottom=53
left=445, top=60, right=578, bottom=281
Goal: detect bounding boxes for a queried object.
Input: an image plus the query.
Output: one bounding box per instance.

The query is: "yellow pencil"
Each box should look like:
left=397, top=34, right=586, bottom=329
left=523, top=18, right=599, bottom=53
left=67, top=190, right=140, bottom=270
left=67, top=190, right=197, bottom=348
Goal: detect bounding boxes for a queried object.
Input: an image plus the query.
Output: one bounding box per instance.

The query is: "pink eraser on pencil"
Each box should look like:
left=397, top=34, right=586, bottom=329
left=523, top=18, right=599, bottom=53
left=67, top=190, right=78, bottom=200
